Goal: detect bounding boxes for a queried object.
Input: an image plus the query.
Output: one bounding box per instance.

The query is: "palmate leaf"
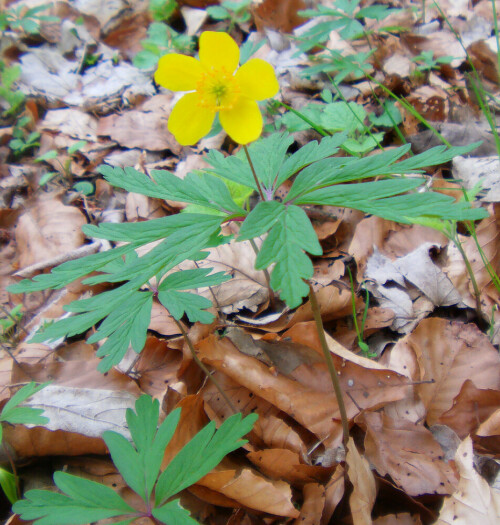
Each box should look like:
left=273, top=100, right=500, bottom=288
left=207, top=132, right=347, bottom=196
left=22, top=214, right=226, bottom=372
left=99, top=166, right=244, bottom=215
left=14, top=395, right=256, bottom=525
left=103, top=397, right=180, bottom=502
left=12, top=471, right=136, bottom=525
left=296, top=178, right=488, bottom=223
left=238, top=202, right=322, bottom=308
left=157, top=267, right=231, bottom=323
left=155, top=412, right=258, bottom=506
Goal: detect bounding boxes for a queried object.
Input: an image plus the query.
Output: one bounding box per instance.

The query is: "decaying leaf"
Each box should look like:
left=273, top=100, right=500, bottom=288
left=435, top=437, right=500, bottom=524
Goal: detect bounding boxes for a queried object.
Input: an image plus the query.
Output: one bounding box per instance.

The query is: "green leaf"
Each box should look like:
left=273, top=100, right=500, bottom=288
left=13, top=471, right=135, bottom=525
left=206, top=133, right=293, bottom=191
left=158, top=268, right=230, bottom=291
left=155, top=412, right=258, bottom=505
left=275, top=132, right=347, bottom=188
left=1, top=382, right=50, bottom=425
left=206, top=5, right=229, bottom=19
left=103, top=398, right=180, bottom=503
left=153, top=499, right=200, bottom=524
left=369, top=100, right=402, bottom=127
left=0, top=467, right=18, bottom=504
left=320, top=101, right=367, bottom=133
left=239, top=203, right=322, bottom=308
left=158, top=290, right=214, bottom=323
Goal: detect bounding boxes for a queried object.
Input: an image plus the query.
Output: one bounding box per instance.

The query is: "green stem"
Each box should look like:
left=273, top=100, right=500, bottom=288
left=276, top=101, right=331, bottom=137
left=308, top=283, right=350, bottom=449
left=248, top=239, right=276, bottom=310
left=243, top=145, right=266, bottom=201
left=173, top=318, right=238, bottom=414
left=449, top=232, right=483, bottom=318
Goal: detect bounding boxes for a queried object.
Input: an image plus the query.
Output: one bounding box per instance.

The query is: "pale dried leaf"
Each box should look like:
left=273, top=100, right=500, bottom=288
left=346, top=436, right=376, bottom=525
left=436, top=437, right=500, bottom=524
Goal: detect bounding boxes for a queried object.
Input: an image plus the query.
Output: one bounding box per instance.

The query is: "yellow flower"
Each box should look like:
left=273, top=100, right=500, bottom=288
left=154, top=32, right=279, bottom=146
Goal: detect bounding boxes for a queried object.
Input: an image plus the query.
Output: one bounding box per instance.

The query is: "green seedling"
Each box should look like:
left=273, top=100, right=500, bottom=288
left=0, top=382, right=49, bottom=503
left=0, top=3, right=58, bottom=34
left=13, top=394, right=257, bottom=524
left=149, top=0, right=178, bottom=22
left=0, top=62, right=25, bottom=118
left=9, top=116, right=40, bottom=158
left=134, top=23, right=194, bottom=69
left=36, top=140, right=88, bottom=187
left=411, top=50, right=454, bottom=72
left=206, top=0, right=253, bottom=30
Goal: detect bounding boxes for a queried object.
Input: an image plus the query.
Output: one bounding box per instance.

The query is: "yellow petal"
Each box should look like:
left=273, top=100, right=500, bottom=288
left=168, top=93, right=215, bottom=146
left=155, top=54, right=204, bottom=91
left=219, top=98, right=263, bottom=145
left=199, top=31, right=239, bottom=73
left=235, top=58, right=279, bottom=101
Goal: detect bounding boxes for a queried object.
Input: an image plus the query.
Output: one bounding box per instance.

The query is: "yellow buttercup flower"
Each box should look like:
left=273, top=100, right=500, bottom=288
left=155, top=32, right=279, bottom=146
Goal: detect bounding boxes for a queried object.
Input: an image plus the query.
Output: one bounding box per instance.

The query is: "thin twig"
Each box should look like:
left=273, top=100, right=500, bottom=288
left=173, top=318, right=238, bottom=414
left=243, top=145, right=266, bottom=202
left=308, top=283, right=350, bottom=449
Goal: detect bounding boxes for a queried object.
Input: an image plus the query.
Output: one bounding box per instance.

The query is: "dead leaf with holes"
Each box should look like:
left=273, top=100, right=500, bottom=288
left=435, top=436, right=500, bottom=524
left=437, top=380, right=500, bottom=439
left=363, top=412, right=458, bottom=496
left=393, top=318, right=500, bottom=425
left=293, top=483, right=326, bottom=525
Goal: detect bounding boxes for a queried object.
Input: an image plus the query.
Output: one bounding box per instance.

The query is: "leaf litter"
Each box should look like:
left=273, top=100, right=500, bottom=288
left=2, top=0, right=500, bottom=523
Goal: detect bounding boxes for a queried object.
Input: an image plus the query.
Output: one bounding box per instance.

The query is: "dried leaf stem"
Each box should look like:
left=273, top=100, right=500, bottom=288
left=308, top=283, right=350, bottom=449
left=173, top=318, right=238, bottom=414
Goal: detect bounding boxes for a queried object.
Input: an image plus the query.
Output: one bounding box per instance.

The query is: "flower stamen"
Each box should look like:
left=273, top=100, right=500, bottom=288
left=196, top=68, right=240, bottom=111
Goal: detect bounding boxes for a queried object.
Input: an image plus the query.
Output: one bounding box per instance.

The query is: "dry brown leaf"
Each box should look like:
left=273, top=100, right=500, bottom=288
left=15, top=194, right=86, bottom=269
left=97, top=94, right=181, bottom=152
left=435, top=436, right=500, bottom=524
left=41, top=108, right=99, bottom=141
left=393, top=318, right=500, bottom=425
left=363, top=412, right=458, bottom=496
left=346, top=436, right=376, bottom=525
left=247, top=448, right=332, bottom=486
left=134, top=337, right=183, bottom=400
left=321, top=465, right=345, bottom=525
left=477, top=408, right=500, bottom=437
left=437, top=380, right=500, bottom=438
left=293, top=482, right=325, bottom=525
left=198, top=466, right=300, bottom=518
left=198, top=333, right=410, bottom=448
left=176, top=236, right=268, bottom=314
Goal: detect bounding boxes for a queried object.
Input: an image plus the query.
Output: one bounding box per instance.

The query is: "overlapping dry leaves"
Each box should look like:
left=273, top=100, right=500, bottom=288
left=1, top=0, right=500, bottom=524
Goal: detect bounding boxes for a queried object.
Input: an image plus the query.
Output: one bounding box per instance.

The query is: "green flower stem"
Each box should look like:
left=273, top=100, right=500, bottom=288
left=243, top=145, right=266, bottom=201
left=173, top=318, right=238, bottom=414
left=248, top=238, right=276, bottom=310
left=448, top=232, right=483, bottom=318
left=308, top=283, right=350, bottom=449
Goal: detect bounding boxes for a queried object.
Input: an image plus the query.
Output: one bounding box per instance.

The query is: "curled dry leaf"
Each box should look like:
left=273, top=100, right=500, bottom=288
left=363, top=412, right=458, bottom=496
left=393, top=317, right=500, bottom=425
left=437, top=380, right=500, bottom=439
left=346, top=436, right=376, bottom=525
left=15, top=195, right=86, bottom=269
left=293, top=482, right=325, bottom=525
left=247, top=448, right=332, bottom=486
left=177, top=238, right=268, bottom=314
left=435, top=436, right=500, bottom=524
left=197, top=334, right=410, bottom=448
left=477, top=408, right=500, bottom=438
left=198, top=465, right=300, bottom=518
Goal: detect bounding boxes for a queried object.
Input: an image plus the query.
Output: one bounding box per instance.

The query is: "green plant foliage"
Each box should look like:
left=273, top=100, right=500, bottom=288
left=134, top=22, right=194, bottom=69
left=411, top=50, right=455, bottom=72
left=9, top=133, right=488, bottom=368
left=150, top=0, right=178, bottom=22
left=0, top=382, right=49, bottom=503
left=13, top=395, right=258, bottom=525
left=297, top=0, right=399, bottom=53
left=0, top=62, right=25, bottom=117
left=206, top=0, right=252, bottom=28
left=0, top=3, right=58, bottom=34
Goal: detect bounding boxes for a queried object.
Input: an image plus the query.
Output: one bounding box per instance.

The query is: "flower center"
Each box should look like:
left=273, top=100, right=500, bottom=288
left=196, top=67, right=240, bottom=111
